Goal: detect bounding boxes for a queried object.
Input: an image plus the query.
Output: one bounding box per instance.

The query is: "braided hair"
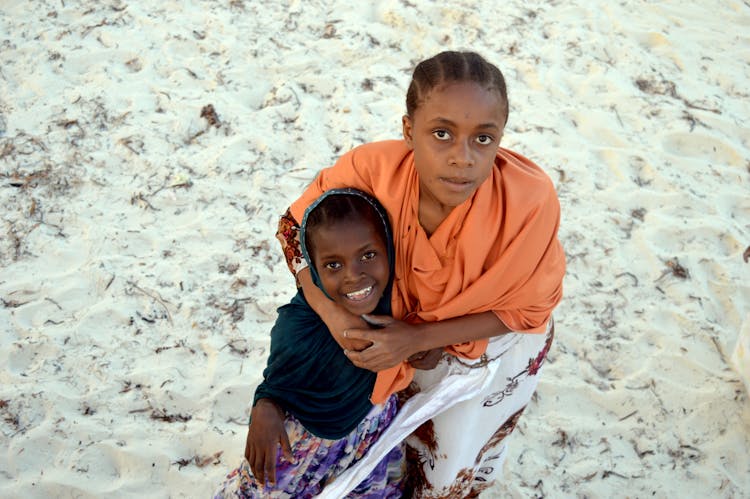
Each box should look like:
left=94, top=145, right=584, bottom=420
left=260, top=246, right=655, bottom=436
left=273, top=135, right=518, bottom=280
left=405, top=51, right=509, bottom=124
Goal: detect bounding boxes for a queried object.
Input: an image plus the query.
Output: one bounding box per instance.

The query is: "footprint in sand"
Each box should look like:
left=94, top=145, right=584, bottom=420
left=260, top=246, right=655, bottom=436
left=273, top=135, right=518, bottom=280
left=661, top=132, right=743, bottom=167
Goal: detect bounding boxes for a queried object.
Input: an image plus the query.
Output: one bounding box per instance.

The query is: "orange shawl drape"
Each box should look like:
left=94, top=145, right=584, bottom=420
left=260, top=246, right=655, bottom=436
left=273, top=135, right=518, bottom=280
left=290, top=140, right=565, bottom=404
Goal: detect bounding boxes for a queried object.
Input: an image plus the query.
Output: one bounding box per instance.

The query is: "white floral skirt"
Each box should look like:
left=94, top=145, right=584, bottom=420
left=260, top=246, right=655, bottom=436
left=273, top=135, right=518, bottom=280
left=320, top=320, right=554, bottom=498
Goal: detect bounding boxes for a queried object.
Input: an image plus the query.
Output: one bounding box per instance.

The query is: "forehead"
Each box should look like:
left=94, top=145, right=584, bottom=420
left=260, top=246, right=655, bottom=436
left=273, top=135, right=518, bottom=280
left=417, top=81, right=505, bottom=124
left=308, top=219, right=385, bottom=252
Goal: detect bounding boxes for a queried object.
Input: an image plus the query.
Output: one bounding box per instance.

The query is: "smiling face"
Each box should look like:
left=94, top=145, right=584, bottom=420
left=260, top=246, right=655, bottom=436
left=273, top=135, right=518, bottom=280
left=403, top=81, right=505, bottom=215
left=308, top=219, right=390, bottom=316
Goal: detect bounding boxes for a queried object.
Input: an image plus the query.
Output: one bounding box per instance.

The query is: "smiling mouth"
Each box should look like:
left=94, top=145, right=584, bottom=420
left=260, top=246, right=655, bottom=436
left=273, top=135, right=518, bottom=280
left=345, top=285, right=374, bottom=301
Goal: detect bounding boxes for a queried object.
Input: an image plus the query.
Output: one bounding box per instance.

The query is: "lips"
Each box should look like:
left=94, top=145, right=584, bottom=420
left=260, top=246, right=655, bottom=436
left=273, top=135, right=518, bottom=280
left=440, top=176, right=474, bottom=192
left=345, top=285, right=375, bottom=302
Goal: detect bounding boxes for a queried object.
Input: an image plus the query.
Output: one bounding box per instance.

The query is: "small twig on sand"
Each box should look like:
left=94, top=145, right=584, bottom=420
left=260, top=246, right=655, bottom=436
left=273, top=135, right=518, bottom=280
left=126, top=281, right=173, bottom=325
left=618, top=410, right=638, bottom=422
left=130, top=192, right=160, bottom=211
left=615, top=272, right=639, bottom=287
left=655, top=257, right=690, bottom=283
left=635, top=77, right=721, bottom=114
left=172, top=451, right=223, bottom=470
left=602, top=470, right=629, bottom=479
left=710, top=335, right=729, bottom=366
left=151, top=408, right=191, bottom=423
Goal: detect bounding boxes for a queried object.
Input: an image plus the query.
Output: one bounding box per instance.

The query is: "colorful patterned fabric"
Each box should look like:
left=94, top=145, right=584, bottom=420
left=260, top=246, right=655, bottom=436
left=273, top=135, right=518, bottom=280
left=213, top=396, right=405, bottom=498
left=276, top=209, right=306, bottom=278
left=318, top=322, right=554, bottom=498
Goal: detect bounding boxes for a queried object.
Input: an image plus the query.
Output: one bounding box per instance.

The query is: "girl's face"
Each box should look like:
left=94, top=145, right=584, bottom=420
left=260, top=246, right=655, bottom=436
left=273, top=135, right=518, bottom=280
left=308, top=219, right=389, bottom=317
left=402, top=81, right=505, bottom=211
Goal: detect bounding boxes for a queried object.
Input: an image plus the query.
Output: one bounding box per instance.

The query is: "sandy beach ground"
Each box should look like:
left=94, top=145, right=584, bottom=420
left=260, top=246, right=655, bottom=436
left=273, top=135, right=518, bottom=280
left=1, top=1, right=749, bottom=497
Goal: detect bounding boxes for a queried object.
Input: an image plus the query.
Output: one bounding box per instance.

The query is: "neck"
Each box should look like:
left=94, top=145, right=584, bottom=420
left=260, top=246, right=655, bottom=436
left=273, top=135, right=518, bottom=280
left=417, top=193, right=453, bottom=236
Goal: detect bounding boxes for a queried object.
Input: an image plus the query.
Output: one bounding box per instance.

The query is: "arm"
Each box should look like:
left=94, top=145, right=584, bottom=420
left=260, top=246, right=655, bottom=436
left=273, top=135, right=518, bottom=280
left=296, top=267, right=372, bottom=352
left=408, top=311, right=511, bottom=351
left=345, top=312, right=511, bottom=372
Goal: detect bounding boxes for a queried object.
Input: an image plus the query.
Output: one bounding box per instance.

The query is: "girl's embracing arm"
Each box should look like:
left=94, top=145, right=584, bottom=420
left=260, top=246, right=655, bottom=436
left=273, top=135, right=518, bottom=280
left=295, top=267, right=373, bottom=352
left=344, top=312, right=513, bottom=372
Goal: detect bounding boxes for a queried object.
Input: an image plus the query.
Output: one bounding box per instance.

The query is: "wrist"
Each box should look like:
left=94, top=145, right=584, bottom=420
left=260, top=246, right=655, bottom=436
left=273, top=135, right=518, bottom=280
left=413, top=322, right=435, bottom=353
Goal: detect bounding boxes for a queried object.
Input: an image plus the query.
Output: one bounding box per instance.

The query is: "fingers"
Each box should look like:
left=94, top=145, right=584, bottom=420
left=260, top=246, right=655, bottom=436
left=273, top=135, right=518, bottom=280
left=265, top=446, right=276, bottom=486
left=342, top=327, right=373, bottom=343
left=344, top=349, right=372, bottom=370
left=344, top=349, right=362, bottom=367
left=361, top=313, right=394, bottom=327
left=244, top=433, right=252, bottom=463
left=345, top=349, right=384, bottom=372
left=248, top=446, right=265, bottom=486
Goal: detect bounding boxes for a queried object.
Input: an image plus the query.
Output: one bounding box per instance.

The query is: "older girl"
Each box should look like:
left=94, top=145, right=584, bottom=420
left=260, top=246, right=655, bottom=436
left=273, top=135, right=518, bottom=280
left=274, top=51, right=565, bottom=497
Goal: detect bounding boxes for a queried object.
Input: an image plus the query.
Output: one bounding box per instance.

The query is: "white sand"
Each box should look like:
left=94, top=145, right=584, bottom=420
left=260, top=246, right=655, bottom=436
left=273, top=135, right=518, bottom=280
left=1, top=1, right=748, bottom=497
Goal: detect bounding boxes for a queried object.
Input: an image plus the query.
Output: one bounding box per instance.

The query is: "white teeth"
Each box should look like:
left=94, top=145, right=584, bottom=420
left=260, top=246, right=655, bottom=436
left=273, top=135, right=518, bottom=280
left=346, top=286, right=373, bottom=300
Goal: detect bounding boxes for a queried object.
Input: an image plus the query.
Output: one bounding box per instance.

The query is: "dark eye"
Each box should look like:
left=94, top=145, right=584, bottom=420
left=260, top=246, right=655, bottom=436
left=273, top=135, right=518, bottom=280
left=324, top=261, right=342, bottom=270
left=361, top=251, right=377, bottom=261
left=432, top=129, right=451, bottom=141
left=476, top=134, right=494, bottom=145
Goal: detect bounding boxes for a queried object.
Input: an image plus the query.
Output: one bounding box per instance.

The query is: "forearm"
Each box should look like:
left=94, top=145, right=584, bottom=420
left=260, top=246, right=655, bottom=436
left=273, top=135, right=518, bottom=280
left=297, top=267, right=371, bottom=351
left=411, top=311, right=512, bottom=352
left=297, top=267, right=340, bottom=324
left=344, top=311, right=513, bottom=372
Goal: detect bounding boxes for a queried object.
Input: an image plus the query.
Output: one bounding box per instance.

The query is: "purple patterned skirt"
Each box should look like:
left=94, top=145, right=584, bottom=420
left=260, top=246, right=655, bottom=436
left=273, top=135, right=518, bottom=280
left=213, top=394, right=405, bottom=498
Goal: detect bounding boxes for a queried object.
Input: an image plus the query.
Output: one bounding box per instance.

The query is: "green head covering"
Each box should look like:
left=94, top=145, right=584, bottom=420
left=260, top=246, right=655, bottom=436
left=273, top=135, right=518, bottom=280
left=300, top=187, right=395, bottom=306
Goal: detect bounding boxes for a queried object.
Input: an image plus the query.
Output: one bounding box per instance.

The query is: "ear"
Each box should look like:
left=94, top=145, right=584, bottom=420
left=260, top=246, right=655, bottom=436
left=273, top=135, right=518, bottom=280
left=402, top=115, right=414, bottom=149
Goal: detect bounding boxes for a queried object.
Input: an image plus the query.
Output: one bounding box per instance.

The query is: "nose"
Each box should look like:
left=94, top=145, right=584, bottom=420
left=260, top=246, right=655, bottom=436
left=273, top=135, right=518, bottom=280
left=450, top=139, right=474, bottom=168
left=343, top=260, right=365, bottom=283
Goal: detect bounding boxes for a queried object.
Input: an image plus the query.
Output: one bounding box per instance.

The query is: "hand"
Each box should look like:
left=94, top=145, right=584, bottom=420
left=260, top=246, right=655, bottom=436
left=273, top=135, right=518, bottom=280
left=327, top=308, right=373, bottom=353
left=408, top=348, right=444, bottom=370
left=343, top=315, right=422, bottom=372
left=244, top=399, right=293, bottom=486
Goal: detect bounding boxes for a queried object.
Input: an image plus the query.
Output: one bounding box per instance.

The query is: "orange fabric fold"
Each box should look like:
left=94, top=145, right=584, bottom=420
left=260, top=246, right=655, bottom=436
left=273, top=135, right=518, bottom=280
left=291, top=140, right=565, bottom=404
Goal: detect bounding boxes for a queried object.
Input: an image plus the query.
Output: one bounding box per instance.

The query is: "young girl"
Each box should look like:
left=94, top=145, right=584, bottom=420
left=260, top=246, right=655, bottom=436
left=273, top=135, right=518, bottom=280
left=273, top=51, right=566, bottom=497
left=214, top=188, right=407, bottom=498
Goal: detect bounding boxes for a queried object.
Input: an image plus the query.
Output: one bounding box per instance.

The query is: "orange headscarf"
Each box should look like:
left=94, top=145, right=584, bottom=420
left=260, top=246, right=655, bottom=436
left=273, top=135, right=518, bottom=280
left=290, top=140, right=565, bottom=404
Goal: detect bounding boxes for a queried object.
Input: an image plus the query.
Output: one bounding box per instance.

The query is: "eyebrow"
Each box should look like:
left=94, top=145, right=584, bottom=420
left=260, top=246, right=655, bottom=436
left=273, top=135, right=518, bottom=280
left=316, top=242, right=379, bottom=260
left=428, top=117, right=500, bottom=131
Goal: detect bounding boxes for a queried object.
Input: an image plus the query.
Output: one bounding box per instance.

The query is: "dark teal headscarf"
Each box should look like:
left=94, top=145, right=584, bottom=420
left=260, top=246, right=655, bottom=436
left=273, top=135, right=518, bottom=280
left=253, top=189, right=394, bottom=439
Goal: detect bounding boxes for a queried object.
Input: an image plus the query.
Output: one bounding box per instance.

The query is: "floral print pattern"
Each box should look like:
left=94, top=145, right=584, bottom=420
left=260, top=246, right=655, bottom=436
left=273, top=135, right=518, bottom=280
left=404, top=325, right=555, bottom=498
left=276, top=209, right=306, bottom=278
left=483, top=327, right=554, bottom=407
left=213, top=396, right=405, bottom=498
